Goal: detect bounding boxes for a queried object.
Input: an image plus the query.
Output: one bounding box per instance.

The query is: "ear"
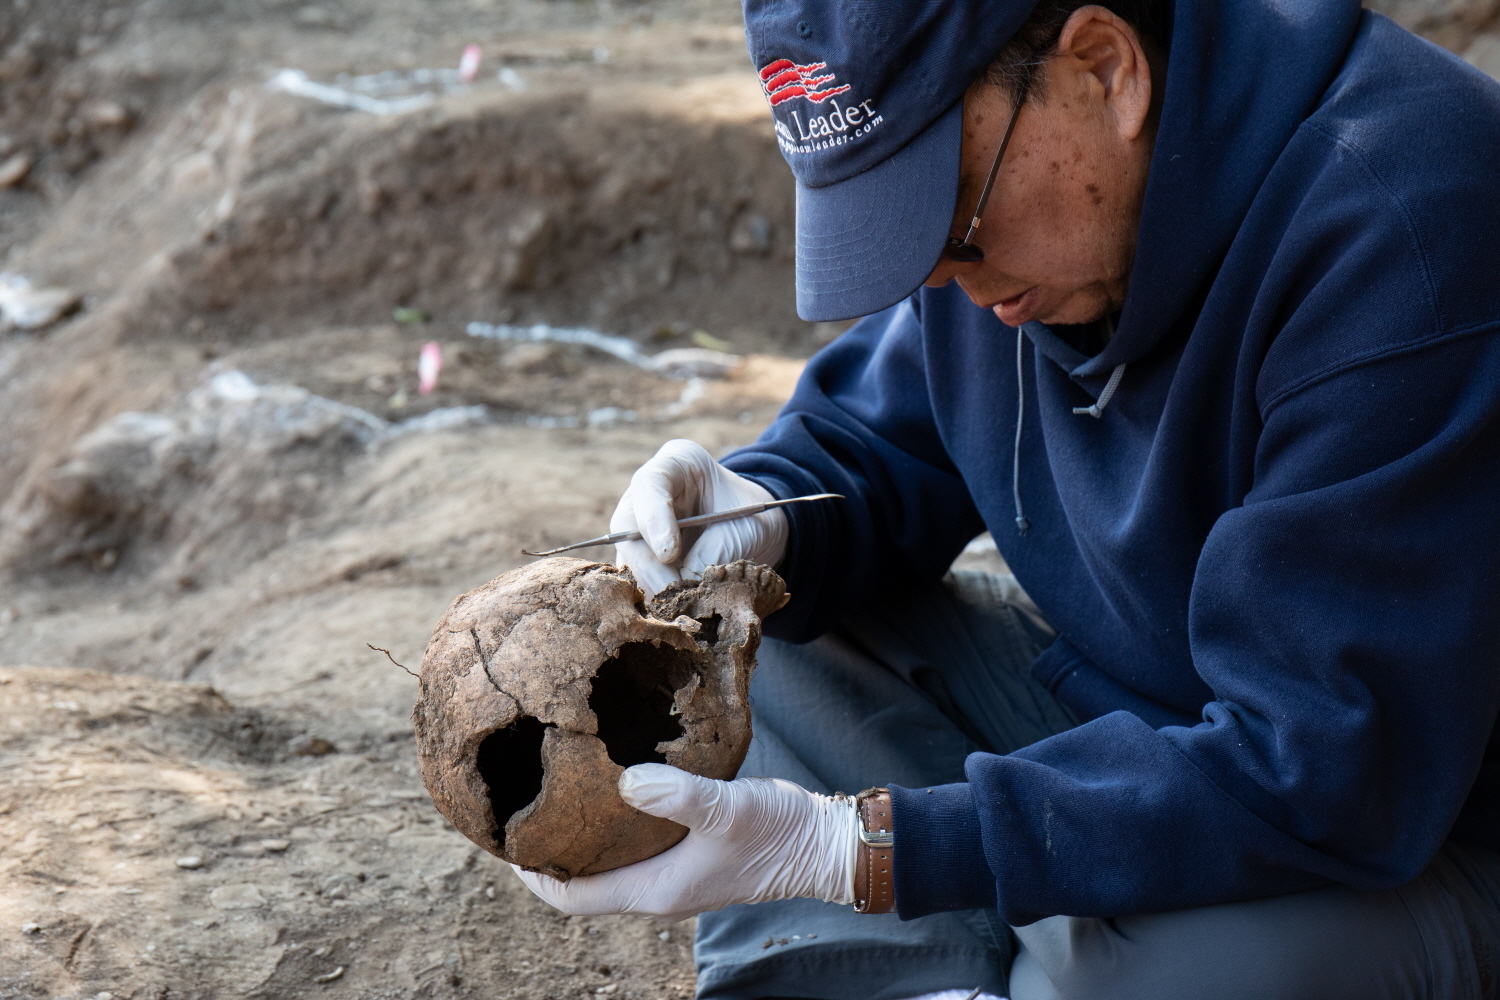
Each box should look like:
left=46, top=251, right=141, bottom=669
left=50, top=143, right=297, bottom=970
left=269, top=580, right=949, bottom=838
left=1052, top=5, right=1153, bottom=141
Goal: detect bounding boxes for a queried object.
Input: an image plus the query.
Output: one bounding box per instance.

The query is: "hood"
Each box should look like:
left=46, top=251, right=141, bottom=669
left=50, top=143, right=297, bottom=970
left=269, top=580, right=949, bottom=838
left=1073, top=0, right=1365, bottom=378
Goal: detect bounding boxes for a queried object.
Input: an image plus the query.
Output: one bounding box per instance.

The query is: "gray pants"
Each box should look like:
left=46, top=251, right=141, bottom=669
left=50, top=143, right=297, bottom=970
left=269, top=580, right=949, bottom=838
left=694, top=572, right=1500, bottom=1000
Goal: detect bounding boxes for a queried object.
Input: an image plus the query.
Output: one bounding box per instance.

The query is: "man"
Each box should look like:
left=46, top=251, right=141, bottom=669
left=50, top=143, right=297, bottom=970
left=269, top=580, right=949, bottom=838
left=515, top=1, right=1500, bottom=997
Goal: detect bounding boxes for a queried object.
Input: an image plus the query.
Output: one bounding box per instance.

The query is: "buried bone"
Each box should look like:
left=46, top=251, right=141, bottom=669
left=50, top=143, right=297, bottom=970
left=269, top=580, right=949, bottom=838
left=412, top=558, right=787, bottom=879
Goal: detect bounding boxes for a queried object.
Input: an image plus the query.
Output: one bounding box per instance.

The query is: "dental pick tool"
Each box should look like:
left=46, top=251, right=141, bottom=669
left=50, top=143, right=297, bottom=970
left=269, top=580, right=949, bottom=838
left=521, top=493, right=843, bottom=557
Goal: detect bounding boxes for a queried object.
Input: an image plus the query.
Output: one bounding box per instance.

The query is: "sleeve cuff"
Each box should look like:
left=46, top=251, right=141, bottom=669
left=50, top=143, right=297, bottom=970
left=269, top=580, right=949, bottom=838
left=719, top=455, right=844, bottom=643
left=890, top=781, right=997, bottom=918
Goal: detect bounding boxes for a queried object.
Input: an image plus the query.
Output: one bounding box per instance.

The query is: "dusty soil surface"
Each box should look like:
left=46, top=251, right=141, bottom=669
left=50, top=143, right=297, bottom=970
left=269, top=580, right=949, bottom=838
left=0, top=376, right=800, bottom=1000
left=0, top=665, right=694, bottom=1000
left=0, top=1, right=1491, bottom=998
left=0, top=1, right=811, bottom=997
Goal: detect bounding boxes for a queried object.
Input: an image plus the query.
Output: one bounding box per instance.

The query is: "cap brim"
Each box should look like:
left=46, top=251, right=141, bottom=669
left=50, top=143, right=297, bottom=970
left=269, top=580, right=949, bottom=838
left=793, top=100, right=963, bottom=323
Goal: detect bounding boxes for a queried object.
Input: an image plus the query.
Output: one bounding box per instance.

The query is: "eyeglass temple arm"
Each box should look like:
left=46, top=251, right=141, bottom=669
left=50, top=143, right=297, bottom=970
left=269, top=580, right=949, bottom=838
left=960, top=78, right=1032, bottom=245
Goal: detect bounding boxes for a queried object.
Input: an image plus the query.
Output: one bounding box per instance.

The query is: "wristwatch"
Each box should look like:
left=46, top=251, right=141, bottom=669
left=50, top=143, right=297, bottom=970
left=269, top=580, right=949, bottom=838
left=853, top=787, right=894, bottom=914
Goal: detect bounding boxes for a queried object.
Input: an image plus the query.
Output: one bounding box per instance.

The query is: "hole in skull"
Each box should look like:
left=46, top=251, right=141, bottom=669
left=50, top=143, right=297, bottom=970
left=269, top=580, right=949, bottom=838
left=694, top=614, right=722, bottom=646
left=589, top=642, right=695, bottom=767
left=477, top=716, right=548, bottom=849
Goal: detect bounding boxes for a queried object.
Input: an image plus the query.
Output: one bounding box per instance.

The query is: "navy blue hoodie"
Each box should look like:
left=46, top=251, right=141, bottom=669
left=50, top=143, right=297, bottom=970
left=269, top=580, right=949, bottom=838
left=723, top=5, right=1500, bottom=925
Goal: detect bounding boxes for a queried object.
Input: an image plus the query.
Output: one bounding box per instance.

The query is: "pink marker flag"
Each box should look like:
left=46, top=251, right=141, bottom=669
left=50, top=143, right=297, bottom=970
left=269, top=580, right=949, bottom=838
left=459, top=44, right=482, bottom=83
left=418, top=341, right=443, bottom=395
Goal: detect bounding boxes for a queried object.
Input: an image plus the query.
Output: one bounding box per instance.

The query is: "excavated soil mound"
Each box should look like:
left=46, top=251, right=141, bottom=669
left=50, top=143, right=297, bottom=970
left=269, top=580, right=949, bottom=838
left=0, top=0, right=820, bottom=595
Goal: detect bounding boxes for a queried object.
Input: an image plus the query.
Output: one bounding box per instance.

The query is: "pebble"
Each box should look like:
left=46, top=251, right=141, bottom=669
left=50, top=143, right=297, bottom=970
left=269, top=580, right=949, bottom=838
left=287, top=734, right=337, bottom=757
left=0, top=275, right=80, bottom=329
left=174, top=856, right=205, bottom=870
left=20, top=922, right=40, bottom=934
left=209, top=883, right=266, bottom=910
left=657, top=930, right=670, bottom=941
left=0, top=153, right=30, bottom=189
left=594, top=987, right=618, bottom=996
left=319, top=873, right=359, bottom=899
left=84, top=101, right=128, bottom=127
left=260, top=839, right=291, bottom=852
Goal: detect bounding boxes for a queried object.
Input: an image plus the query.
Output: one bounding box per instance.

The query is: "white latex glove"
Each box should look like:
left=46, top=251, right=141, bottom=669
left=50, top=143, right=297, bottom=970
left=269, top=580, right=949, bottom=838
left=611, top=439, right=789, bottom=599
left=510, top=764, right=859, bottom=923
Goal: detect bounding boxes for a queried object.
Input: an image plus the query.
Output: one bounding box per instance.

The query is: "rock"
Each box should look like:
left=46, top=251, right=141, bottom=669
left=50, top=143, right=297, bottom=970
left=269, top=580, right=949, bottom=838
left=0, top=153, right=30, bottom=189
left=0, top=368, right=390, bottom=581
left=175, top=856, right=205, bottom=870
left=259, top=839, right=291, bottom=852
left=286, top=734, right=337, bottom=756
left=319, top=873, right=360, bottom=899
left=209, top=883, right=266, bottom=909
left=20, top=922, right=40, bottom=934
left=412, top=559, right=787, bottom=879
left=84, top=101, right=130, bottom=128
left=0, top=273, right=81, bottom=329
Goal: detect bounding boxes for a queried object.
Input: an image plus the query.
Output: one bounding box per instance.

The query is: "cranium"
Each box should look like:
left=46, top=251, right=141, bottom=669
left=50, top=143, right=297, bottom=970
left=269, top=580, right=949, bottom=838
left=412, top=558, right=788, bottom=879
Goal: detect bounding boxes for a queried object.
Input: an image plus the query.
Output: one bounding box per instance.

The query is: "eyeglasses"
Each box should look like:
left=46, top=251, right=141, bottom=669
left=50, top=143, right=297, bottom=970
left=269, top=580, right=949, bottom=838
left=941, top=77, right=1031, bottom=263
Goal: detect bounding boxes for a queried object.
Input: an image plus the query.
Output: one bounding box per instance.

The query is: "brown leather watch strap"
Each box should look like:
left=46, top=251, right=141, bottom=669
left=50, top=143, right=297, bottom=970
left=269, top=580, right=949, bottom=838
left=854, top=787, right=894, bottom=914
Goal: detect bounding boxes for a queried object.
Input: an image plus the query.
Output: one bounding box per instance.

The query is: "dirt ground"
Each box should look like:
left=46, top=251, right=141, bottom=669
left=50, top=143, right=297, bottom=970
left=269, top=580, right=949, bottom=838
left=0, top=2, right=812, bottom=997
left=0, top=1, right=1494, bottom=998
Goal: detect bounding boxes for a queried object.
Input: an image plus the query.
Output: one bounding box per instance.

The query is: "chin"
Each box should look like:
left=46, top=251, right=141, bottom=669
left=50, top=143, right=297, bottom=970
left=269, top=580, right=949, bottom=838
left=1038, top=290, right=1115, bottom=327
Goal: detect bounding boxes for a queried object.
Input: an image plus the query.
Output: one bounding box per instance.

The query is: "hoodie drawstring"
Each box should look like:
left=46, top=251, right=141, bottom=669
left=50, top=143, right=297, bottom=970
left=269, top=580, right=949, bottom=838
left=1013, top=327, right=1030, bottom=534
left=1014, top=319, right=1128, bottom=534
left=1072, top=363, right=1127, bottom=418
left=1072, top=315, right=1127, bottom=419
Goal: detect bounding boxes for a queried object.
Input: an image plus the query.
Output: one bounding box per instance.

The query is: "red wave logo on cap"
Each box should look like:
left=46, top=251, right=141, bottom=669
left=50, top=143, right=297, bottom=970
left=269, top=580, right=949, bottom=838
left=759, top=59, right=852, bottom=106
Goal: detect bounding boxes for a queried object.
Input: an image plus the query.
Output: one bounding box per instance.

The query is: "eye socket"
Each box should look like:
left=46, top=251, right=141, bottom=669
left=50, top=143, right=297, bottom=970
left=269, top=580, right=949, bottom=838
left=796, top=20, right=812, bottom=38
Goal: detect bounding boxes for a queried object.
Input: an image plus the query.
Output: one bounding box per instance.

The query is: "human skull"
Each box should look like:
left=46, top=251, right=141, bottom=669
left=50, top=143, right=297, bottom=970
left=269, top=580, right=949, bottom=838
left=412, top=558, right=788, bottom=879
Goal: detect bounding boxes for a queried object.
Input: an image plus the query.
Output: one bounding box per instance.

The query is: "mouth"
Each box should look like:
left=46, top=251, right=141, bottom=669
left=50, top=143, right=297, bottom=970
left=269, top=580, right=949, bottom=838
left=989, top=287, right=1039, bottom=326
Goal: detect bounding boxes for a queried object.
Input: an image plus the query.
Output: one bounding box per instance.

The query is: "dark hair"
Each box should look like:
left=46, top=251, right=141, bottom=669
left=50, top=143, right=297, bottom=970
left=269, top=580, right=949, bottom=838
left=988, top=0, right=1172, bottom=98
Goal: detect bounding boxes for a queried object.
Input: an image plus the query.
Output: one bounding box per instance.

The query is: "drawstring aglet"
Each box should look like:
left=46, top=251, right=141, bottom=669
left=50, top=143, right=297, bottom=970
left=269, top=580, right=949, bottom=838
left=1072, top=363, right=1127, bottom=419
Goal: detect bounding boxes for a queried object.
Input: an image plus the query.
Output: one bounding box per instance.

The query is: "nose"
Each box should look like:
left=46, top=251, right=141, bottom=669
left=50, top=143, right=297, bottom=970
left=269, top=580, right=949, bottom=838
left=924, top=258, right=963, bottom=288
left=924, top=261, right=1000, bottom=312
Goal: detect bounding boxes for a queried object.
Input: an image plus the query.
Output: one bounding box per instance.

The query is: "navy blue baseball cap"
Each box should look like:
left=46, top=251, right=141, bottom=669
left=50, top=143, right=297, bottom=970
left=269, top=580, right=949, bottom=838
left=743, top=1, right=1042, bottom=321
